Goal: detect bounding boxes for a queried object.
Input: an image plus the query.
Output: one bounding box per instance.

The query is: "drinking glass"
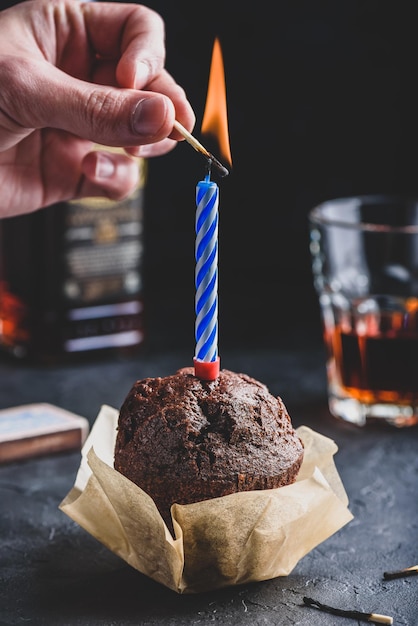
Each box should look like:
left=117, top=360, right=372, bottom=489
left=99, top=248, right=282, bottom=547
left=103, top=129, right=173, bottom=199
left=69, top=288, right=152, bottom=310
left=309, top=195, right=418, bottom=427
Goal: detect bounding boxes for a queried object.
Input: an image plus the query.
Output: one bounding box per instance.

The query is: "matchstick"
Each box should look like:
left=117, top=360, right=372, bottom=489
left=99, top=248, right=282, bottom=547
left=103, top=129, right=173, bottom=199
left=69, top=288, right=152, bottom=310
left=303, top=597, right=393, bottom=625
left=173, top=120, right=229, bottom=178
left=383, top=564, right=418, bottom=580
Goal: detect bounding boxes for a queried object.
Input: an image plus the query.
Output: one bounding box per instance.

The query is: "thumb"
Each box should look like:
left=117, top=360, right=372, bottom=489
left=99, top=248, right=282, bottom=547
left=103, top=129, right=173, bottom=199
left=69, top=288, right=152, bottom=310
left=0, top=56, right=175, bottom=149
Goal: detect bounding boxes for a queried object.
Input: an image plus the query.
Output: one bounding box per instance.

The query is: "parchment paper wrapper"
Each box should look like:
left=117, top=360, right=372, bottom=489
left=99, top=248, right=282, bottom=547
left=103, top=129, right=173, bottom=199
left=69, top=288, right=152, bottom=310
left=60, top=405, right=353, bottom=593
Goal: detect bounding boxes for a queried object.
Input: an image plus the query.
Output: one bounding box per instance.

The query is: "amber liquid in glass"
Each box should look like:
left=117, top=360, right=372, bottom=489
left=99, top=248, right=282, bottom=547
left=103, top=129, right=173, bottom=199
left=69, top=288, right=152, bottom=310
left=327, top=300, right=418, bottom=405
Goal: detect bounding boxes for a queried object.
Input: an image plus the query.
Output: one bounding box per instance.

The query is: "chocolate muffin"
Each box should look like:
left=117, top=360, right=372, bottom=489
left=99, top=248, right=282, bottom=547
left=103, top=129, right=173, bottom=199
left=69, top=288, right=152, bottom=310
left=114, top=368, right=304, bottom=530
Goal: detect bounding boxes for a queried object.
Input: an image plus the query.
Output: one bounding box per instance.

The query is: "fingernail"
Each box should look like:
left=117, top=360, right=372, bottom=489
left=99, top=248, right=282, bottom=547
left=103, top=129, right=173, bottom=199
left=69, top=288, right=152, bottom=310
left=133, top=61, right=149, bottom=88
left=135, top=144, right=157, bottom=157
left=132, top=96, right=167, bottom=138
left=95, top=154, right=115, bottom=179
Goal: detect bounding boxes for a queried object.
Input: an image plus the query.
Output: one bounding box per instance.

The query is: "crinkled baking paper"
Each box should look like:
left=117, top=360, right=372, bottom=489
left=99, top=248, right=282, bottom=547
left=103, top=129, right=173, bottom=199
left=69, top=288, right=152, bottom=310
left=60, top=405, right=353, bottom=593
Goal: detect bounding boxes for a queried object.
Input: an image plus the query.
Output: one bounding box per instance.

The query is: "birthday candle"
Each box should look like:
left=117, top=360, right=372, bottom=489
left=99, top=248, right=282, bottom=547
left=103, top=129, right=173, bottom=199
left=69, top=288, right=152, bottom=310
left=194, top=173, right=220, bottom=380
left=191, top=37, right=230, bottom=381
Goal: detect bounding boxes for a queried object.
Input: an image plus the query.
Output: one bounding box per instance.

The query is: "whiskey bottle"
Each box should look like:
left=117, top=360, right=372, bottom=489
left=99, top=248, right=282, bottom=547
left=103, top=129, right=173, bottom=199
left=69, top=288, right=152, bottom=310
left=0, top=158, right=147, bottom=363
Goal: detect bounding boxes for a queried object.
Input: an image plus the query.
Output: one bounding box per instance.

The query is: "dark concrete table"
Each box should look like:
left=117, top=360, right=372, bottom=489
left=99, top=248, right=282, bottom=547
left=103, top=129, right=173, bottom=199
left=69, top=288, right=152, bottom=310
left=1, top=343, right=417, bottom=625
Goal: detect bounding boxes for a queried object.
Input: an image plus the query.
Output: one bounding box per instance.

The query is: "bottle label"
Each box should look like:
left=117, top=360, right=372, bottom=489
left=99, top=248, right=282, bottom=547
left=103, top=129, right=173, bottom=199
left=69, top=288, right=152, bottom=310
left=60, top=166, right=146, bottom=353
left=63, top=190, right=144, bottom=305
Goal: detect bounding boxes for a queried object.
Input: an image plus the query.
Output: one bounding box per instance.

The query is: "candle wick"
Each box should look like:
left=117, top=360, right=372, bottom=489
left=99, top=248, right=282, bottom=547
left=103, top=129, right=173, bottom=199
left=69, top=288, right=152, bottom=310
left=205, top=159, right=213, bottom=182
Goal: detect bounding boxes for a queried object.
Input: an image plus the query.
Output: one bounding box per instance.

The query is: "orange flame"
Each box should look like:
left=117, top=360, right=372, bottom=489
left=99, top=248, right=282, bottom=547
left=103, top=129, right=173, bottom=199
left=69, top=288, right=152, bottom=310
left=201, top=38, right=232, bottom=167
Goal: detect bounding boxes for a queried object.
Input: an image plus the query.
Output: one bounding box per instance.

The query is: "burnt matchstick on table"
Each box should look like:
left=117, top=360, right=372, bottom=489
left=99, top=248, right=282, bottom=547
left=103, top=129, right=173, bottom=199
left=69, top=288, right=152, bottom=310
left=303, top=597, right=393, bottom=625
left=383, top=564, right=418, bottom=580
left=173, top=120, right=229, bottom=178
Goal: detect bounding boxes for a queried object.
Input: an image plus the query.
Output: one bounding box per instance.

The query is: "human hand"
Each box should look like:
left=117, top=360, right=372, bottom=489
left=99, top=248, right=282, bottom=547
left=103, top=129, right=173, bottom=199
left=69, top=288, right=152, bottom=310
left=0, top=0, right=195, bottom=217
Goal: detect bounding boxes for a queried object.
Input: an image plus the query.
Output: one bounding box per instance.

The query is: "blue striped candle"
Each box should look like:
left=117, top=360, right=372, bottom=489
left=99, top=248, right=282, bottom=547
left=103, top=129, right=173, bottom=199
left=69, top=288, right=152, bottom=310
left=194, top=173, right=220, bottom=380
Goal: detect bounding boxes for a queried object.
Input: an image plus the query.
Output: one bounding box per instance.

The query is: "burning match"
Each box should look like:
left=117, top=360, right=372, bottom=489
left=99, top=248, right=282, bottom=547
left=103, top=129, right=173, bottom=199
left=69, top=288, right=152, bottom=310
left=173, top=120, right=229, bottom=178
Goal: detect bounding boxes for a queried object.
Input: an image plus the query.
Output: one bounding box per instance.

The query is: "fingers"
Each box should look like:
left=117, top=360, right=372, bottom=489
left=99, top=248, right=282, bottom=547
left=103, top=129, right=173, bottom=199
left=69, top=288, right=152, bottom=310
left=0, top=0, right=195, bottom=153
left=0, top=130, right=144, bottom=216
left=0, top=57, right=194, bottom=155
left=79, top=149, right=140, bottom=201
left=125, top=137, right=178, bottom=159
left=0, top=55, right=177, bottom=149
left=137, top=69, right=196, bottom=141
left=124, top=69, right=196, bottom=155
left=82, top=1, right=195, bottom=136
left=82, top=1, right=195, bottom=134
left=81, top=2, right=166, bottom=81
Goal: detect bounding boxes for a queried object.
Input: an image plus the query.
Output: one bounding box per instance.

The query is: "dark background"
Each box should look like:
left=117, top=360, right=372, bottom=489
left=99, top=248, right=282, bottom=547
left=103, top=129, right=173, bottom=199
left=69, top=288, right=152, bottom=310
left=139, top=0, right=418, bottom=352
left=4, top=0, right=418, bottom=355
